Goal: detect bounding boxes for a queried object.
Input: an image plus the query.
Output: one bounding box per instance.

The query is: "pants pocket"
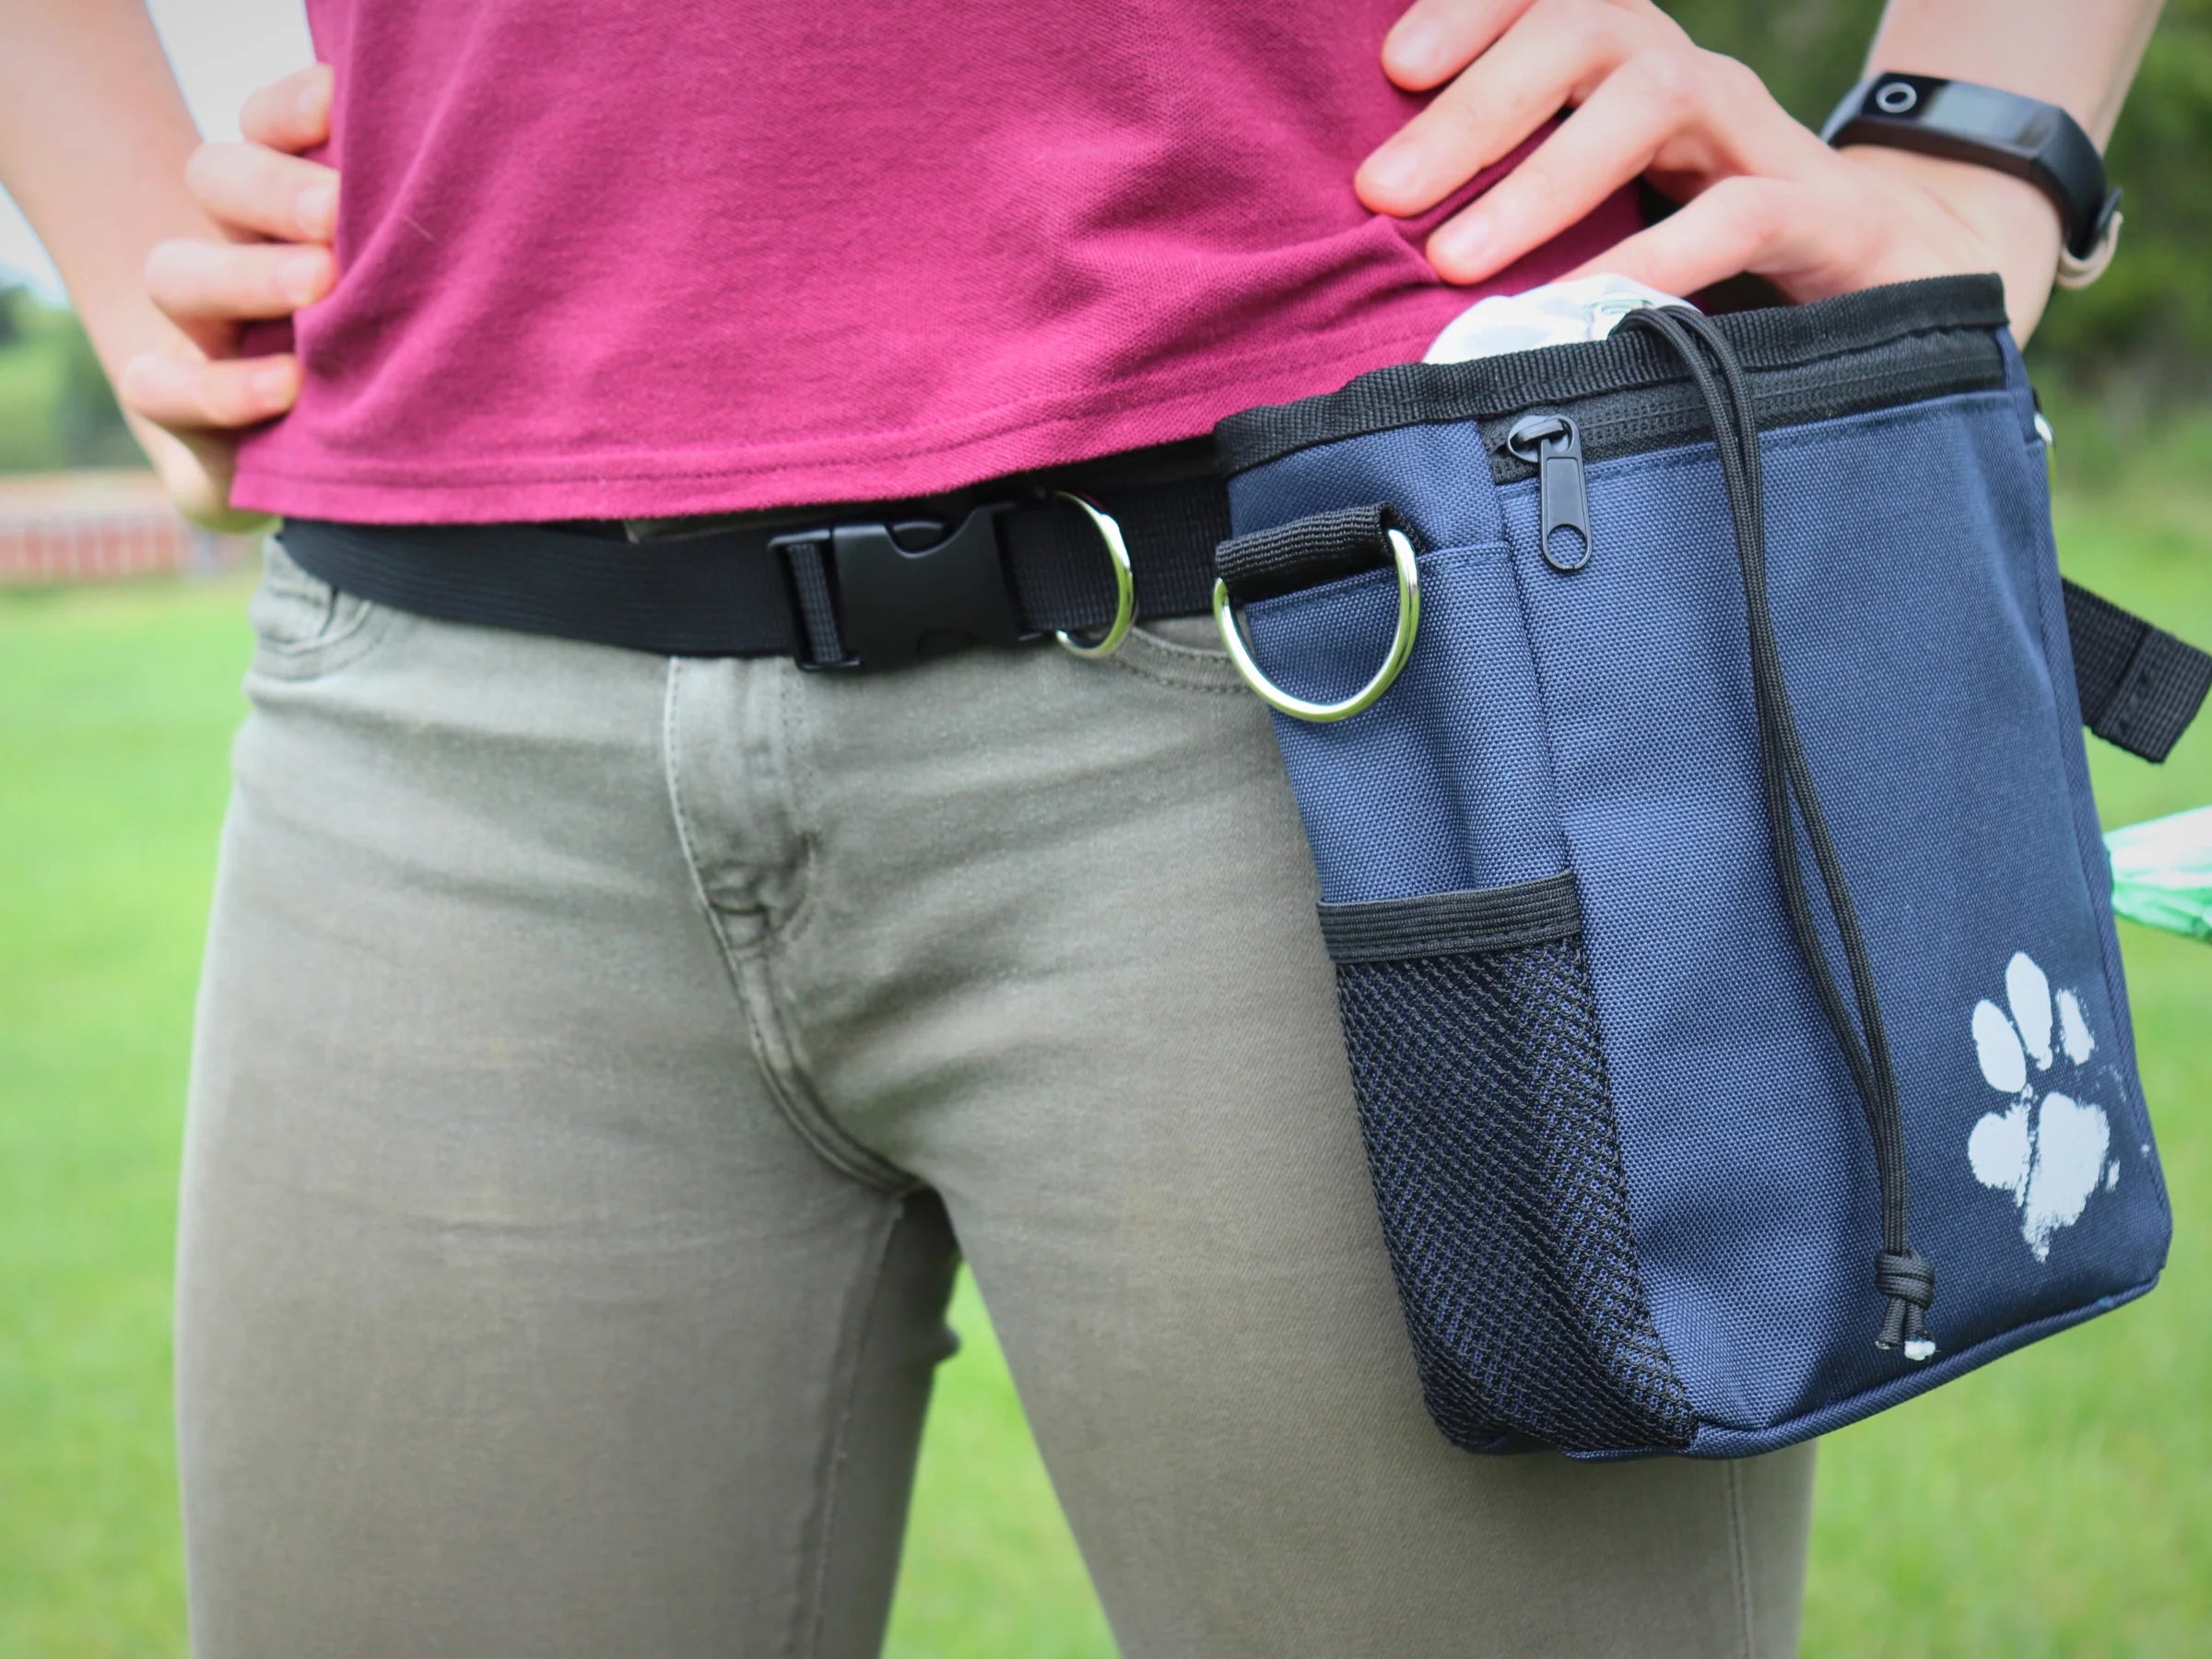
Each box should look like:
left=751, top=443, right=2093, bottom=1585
left=249, top=536, right=407, bottom=681
left=1319, top=873, right=1697, bottom=1454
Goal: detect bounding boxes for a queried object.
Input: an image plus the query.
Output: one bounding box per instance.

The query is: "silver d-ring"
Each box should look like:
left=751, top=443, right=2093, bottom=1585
left=1212, top=527, right=1420, bottom=723
left=1053, top=491, right=1135, bottom=659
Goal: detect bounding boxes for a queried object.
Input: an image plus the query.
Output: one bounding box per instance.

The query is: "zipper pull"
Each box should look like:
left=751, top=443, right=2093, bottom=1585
left=1507, top=414, right=1592, bottom=572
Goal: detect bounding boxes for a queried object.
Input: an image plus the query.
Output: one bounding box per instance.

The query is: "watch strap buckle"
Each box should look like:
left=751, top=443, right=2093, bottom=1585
left=2057, top=203, right=2123, bottom=290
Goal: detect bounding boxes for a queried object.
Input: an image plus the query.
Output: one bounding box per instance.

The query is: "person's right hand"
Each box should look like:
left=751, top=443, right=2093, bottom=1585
left=118, top=65, right=336, bottom=532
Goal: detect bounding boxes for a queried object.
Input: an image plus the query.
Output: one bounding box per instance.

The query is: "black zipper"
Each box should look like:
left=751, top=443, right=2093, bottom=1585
left=1486, top=327, right=2003, bottom=484
left=1214, top=274, right=2010, bottom=479
left=1506, top=414, right=1594, bottom=571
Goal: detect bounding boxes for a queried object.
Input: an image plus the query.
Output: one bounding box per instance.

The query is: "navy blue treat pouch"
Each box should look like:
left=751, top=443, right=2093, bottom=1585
left=1209, top=276, right=2209, bottom=1459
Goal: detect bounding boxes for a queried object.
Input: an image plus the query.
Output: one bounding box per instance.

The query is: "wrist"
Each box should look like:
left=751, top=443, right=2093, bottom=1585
left=1838, top=145, right=2065, bottom=340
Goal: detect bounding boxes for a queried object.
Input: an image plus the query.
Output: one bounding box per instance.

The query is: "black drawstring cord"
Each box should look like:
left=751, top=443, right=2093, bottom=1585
left=1620, top=305, right=1936, bottom=1357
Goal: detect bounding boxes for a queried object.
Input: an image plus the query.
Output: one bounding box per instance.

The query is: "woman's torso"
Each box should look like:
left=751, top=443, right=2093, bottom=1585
left=232, top=0, right=1637, bottom=524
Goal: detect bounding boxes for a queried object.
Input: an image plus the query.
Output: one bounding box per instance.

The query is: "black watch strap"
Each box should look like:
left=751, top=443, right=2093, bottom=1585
left=1821, top=74, right=2122, bottom=279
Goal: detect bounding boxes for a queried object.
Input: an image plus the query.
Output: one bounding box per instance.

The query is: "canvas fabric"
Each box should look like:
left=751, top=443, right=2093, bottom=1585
left=1216, top=280, right=2172, bottom=1459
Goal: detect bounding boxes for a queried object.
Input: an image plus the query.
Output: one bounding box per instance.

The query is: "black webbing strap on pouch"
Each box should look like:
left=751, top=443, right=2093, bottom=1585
left=1214, top=504, right=1406, bottom=607
left=2063, top=580, right=2212, bottom=763
left=280, top=465, right=2209, bottom=770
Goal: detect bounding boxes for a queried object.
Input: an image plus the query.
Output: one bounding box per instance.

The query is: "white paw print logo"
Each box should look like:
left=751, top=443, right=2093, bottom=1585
left=1968, top=951, right=2120, bottom=1260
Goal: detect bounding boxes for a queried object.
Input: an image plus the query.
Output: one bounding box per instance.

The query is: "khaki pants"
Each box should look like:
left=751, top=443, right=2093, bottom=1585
left=177, top=544, right=1814, bottom=1657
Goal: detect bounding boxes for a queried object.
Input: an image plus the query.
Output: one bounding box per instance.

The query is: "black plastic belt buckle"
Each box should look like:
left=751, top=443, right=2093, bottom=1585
left=770, top=505, right=1031, bottom=669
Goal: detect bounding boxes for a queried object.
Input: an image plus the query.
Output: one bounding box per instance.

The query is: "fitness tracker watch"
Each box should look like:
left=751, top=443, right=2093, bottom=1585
left=1821, top=73, right=2123, bottom=289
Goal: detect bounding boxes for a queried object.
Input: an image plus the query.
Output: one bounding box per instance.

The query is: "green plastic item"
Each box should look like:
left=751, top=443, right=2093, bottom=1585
left=2107, top=806, right=2212, bottom=943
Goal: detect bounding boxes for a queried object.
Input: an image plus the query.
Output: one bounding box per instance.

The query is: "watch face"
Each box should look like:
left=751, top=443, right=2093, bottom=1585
left=1886, top=77, right=2056, bottom=155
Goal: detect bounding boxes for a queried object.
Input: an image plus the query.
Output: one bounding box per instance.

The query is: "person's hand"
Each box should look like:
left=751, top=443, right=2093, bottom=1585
left=1355, top=0, right=2068, bottom=340
left=118, top=65, right=336, bottom=532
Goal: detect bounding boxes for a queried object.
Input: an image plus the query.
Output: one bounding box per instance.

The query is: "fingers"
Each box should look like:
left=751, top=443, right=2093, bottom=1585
left=1565, top=178, right=1793, bottom=295
left=1372, top=0, right=2024, bottom=309
left=184, top=141, right=339, bottom=242
left=1359, top=0, right=1640, bottom=216
left=122, top=59, right=331, bottom=511
left=125, top=415, right=275, bottom=535
left=1381, top=0, right=1536, bottom=91
left=119, top=350, right=301, bottom=432
left=1567, top=169, right=1905, bottom=303
left=239, top=62, right=334, bottom=155
left=146, top=238, right=335, bottom=325
left=141, top=65, right=333, bottom=440
left=1429, top=49, right=1823, bottom=285
left=1424, top=47, right=1747, bottom=283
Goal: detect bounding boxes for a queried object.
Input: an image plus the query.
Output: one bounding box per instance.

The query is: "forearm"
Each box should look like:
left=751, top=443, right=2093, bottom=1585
left=1849, top=0, right=2162, bottom=338
left=0, top=0, right=218, bottom=378
left=1865, top=1, right=2163, bottom=144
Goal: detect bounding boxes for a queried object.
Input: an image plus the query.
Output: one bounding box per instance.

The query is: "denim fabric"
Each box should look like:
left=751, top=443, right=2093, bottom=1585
left=178, top=547, right=1816, bottom=1653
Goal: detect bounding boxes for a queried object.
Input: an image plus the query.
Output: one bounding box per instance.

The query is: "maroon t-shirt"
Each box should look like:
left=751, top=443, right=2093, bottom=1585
left=232, top=0, right=1639, bottom=523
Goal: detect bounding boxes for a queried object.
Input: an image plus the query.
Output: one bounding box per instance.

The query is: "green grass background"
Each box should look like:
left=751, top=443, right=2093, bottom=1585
left=1, top=464, right=2206, bottom=1655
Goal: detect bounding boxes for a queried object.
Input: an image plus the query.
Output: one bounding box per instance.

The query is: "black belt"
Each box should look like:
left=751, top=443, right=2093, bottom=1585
left=279, top=449, right=2208, bottom=765
left=280, top=443, right=1229, bottom=670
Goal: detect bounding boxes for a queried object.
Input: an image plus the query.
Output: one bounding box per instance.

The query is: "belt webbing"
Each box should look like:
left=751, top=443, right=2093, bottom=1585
left=282, top=477, right=1229, bottom=664
left=283, top=485, right=2208, bottom=765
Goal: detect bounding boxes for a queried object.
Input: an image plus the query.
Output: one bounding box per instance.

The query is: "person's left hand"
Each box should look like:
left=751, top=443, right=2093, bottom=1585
left=1355, top=0, right=2068, bottom=340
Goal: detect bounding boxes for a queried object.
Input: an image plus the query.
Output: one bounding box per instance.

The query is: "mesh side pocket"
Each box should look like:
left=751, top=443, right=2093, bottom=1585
left=1325, top=879, right=1694, bottom=1454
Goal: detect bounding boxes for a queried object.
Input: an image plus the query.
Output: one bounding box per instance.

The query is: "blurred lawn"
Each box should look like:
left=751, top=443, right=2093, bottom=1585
left=0, top=465, right=2206, bottom=1655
